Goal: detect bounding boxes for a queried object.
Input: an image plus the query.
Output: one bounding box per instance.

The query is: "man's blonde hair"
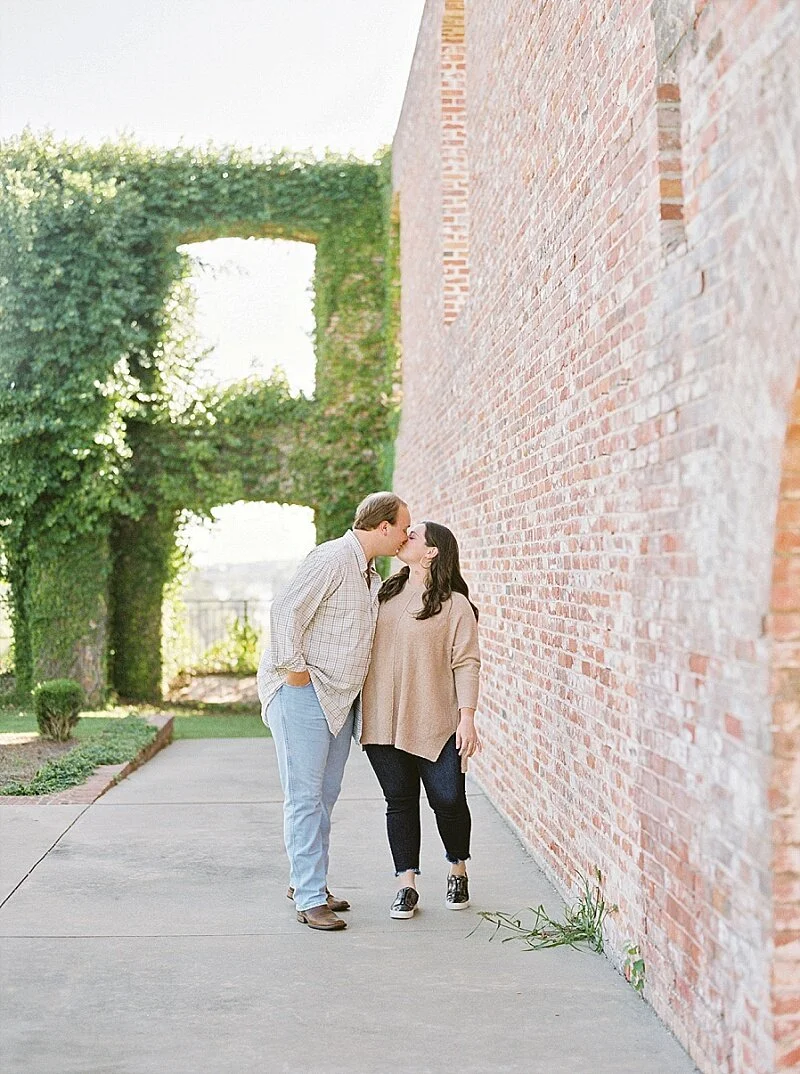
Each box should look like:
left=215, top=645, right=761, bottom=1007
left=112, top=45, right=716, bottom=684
left=353, top=491, right=407, bottom=531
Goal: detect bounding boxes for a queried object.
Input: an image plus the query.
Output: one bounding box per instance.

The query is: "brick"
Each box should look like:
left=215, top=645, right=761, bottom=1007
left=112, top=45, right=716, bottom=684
left=392, top=2, right=800, bottom=1072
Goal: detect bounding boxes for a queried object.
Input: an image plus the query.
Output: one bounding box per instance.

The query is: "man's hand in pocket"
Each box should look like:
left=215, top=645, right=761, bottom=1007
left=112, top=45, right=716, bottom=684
left=285, top=671, right=311, bottom=687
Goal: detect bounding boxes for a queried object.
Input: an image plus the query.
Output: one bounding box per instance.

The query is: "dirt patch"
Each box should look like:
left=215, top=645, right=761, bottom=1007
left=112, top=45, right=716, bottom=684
left=0, top=736, right=75, bottom=791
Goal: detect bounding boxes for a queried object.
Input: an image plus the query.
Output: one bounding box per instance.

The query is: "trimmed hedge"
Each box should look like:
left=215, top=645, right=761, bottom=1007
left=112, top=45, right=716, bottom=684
left=32, top=678, right=85, bottom=741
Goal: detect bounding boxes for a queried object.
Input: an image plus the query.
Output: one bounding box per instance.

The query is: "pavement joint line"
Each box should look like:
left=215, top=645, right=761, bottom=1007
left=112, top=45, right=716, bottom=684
left=93, top=791, right=487, bottom=802
left=95, top=799, right=293, bottom=806
left=0, top=928, right=492, bottom=938
left=0, top=803, right=93, bottom=912
left=92, top=799, right=382, bottom=806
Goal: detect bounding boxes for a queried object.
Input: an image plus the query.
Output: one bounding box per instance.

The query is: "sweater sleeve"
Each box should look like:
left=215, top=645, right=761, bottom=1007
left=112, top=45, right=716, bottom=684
left=451, top=601, right=481, bottom=711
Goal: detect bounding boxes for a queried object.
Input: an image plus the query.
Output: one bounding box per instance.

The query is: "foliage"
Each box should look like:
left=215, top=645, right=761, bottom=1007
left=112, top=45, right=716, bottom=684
left=0, top=643, right=13, bottom=677
left=26, top=530, right=110, bottom=703
left=378, top=165, right=403, bottom=491
left=474, top=870, right=617, bottom=953
left=0, top=134, right=397, bottom=700
left=0, top=160, right=147, bottom=546
left=623, top=941, right=646, bottom=994
left=109, top=507, right=177, bottom=702
left=0, top=581, right=14, bottom=676
left=194, top=614, right=262, bottom=676
left=0, top=714, right=155, bottom=794
left=32, top=678, right=85, bottom=741
left=160, top=551, right=195, bottom=692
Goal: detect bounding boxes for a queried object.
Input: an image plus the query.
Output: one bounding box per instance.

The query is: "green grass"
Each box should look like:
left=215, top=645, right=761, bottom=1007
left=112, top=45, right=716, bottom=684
left=0, top=700, right=269, bottom=740
left=0, top=709, right=128, bottom=737
left=172, top=713, right=268, bottom=738
left=141, top=700, right=269, bottom=739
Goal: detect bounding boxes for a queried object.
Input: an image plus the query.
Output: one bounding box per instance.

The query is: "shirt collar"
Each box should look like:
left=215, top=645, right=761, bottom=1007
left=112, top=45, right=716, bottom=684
left=343, top=528, right=370, bottom=573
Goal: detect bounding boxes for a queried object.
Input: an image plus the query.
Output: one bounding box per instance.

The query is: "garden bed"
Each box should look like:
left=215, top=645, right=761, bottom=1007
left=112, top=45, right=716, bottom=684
left=0, top=735, right=74, bottom=791
left=0, top=714, right=173, bottom=803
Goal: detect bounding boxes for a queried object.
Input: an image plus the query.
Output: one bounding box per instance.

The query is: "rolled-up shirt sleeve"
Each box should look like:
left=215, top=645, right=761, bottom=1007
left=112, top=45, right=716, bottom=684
left=271, top=552, right=344, bottom=673
left=451, top=604, right=481, bottom=711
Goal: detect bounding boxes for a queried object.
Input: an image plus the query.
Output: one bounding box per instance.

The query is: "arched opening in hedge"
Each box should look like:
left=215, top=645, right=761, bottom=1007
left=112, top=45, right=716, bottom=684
left=163, top=500, right=316, bottom=692
left=0, top=136, right=400, bottom=703
left=179, top=236, right=317, bottom=396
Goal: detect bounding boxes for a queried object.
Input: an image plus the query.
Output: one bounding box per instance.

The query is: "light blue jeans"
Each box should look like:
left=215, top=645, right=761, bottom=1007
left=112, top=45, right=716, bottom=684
left=267, top=683, right=354, bottom=913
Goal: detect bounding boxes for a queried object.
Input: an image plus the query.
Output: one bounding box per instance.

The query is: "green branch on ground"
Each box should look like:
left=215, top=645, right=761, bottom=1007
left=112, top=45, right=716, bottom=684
left=474, top=869, right=617, bottom=953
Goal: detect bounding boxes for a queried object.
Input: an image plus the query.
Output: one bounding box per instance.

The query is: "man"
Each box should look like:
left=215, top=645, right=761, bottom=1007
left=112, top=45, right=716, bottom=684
left=257, top=491, right=411, bottom=931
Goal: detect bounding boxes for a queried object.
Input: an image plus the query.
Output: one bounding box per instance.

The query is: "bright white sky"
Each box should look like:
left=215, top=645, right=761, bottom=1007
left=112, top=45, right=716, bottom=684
left=0, top=0, right=425, bottom=565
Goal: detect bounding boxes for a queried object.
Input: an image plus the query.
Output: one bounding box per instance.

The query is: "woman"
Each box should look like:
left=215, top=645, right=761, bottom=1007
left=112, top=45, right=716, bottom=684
left=360, top=521, right=481, bottom=919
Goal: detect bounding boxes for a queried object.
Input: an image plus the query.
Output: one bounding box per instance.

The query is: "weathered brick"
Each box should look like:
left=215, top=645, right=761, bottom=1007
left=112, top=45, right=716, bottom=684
left=392, top=2, right=800, bottom=1072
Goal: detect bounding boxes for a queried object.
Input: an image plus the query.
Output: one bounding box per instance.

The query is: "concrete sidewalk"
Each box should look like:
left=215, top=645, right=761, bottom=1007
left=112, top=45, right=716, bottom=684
left=0, top=739, right=699, bottom=1074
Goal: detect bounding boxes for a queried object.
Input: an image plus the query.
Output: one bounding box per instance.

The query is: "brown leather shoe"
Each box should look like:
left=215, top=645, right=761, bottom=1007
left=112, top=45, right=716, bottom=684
left=287, top=886, right=350, bottom=912
left=296, top=904, right=347, bottom=931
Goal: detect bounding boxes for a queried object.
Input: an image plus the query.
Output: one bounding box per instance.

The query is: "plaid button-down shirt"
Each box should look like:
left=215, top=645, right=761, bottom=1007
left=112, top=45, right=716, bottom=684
left=257, top=530, right=380, bottom=736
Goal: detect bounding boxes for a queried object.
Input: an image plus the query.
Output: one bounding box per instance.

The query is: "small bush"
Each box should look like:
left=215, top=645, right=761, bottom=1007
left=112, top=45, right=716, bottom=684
left=32, top=679, right=85, bottom=742
left=196, top=615, right=262, bottom=676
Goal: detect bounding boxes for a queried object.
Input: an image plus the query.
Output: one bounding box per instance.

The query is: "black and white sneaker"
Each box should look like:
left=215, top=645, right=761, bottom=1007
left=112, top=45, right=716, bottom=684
left=390, top=887, right=420, bottom=919
left=446, top=873, right=470, bottom=910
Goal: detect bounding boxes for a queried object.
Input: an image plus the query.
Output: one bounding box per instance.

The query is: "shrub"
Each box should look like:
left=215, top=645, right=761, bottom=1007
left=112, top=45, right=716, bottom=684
left=196, top=615, right=262, bottom=676
left=32, top=678, right=85, bottom=742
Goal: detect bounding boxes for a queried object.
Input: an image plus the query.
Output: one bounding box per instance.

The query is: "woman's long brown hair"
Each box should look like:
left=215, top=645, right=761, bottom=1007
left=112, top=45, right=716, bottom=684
left=378, top=521, right=478, bottom=621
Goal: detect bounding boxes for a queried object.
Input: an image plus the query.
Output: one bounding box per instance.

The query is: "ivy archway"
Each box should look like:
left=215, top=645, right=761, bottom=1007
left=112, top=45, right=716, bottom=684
left=0, top=135, right=400, bottom=702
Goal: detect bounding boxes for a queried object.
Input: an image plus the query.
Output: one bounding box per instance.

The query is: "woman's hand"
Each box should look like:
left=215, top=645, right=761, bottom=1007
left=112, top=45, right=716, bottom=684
left=456, top=710, right=481, bottom=759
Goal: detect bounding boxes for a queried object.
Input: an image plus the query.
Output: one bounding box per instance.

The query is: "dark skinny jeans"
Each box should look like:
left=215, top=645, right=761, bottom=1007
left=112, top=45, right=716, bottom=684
left=365, top=734, right=471, bottom=874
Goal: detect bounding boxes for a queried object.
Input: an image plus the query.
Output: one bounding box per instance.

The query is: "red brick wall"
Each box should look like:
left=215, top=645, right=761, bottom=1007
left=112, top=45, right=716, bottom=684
left=441, top=0, right=468, bottom=323
left=392, top=2, right=800, bottom=1071
left=771, top=377, right=800, bottom=1071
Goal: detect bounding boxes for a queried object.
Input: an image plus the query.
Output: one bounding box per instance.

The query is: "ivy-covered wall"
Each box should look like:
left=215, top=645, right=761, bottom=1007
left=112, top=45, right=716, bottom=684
left=0, top=136, right=400, bottom=702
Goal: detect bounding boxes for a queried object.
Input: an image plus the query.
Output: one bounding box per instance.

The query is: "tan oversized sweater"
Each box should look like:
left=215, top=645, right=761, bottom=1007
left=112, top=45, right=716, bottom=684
left=360, top=586, right=481, bottom=761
